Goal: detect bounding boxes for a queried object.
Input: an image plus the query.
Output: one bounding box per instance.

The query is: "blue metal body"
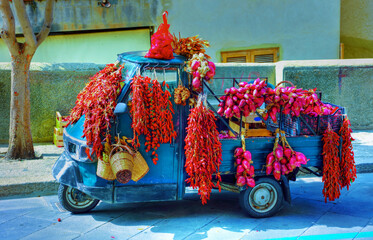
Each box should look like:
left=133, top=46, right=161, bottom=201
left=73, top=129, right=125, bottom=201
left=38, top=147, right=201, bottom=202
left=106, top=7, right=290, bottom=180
left=52, top=51, right=327, bottom=204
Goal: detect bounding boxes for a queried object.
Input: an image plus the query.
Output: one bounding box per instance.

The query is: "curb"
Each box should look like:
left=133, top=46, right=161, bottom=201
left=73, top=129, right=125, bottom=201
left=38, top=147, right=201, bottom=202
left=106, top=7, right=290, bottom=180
left=0, top=181, right=59, bottom=199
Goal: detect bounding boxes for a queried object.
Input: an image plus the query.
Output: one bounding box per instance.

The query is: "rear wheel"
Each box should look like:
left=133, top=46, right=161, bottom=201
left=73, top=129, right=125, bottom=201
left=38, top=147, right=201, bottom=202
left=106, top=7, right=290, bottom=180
left=58, top=184, right=99, bottom=213
left=239, top=177, right=283, bottom=218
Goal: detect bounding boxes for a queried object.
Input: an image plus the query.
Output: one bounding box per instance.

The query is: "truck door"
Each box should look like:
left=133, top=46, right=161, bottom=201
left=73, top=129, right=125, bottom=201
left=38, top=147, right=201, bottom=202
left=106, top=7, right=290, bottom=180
left=114, top=68, right=182, bottom=203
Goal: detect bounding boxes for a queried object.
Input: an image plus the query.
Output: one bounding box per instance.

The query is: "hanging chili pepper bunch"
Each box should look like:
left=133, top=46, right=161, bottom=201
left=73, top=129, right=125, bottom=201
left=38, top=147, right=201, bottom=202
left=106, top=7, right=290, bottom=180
left=266, top=129, right=309, bottom=180
left=184, top=96, right=222, bottom=204
left=130, top=75, right=176, bottom=165
left=234, top=143, right=255, bottom=187
left=69, top=64, right=123, bottom=160
left=172, top=34, right=210, bottom=60
left=186, top=53, right=216, bottom=92
left=339, top=118, right=357, bottom=190
left=322, top=124, right=341, bottom=202
left=217, top=79, right=269, bottom=118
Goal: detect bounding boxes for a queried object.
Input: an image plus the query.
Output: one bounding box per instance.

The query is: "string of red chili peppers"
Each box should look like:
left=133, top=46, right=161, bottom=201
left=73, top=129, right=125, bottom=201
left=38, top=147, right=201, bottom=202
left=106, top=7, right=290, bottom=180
left=184, top=97, right=222, bottom=204
left=322, top=123, right=341, bottom=202
left=130, top=75, right=176, bottom=164
left=69, top=64, right=123, bottom=160
left=339, top=118, right=357, bottom=190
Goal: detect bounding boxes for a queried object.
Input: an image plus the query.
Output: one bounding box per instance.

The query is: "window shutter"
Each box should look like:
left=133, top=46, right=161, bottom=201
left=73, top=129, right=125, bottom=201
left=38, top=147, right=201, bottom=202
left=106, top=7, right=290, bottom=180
left=254, top=54, right=275, bottom=63
left=226, top=56, right=247, bottom=63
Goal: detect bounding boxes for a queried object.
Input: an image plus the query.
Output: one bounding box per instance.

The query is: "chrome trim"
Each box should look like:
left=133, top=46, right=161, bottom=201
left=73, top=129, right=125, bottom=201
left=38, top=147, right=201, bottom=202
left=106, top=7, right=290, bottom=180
left=63, top=128, right=97, bottom=163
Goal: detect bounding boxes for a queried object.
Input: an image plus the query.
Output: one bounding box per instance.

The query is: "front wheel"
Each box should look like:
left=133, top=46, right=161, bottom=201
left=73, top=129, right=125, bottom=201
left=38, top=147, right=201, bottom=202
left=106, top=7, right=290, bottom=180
left=239, top=177, right=284, bottom=218
left=58, top=184, right=100, bottom=213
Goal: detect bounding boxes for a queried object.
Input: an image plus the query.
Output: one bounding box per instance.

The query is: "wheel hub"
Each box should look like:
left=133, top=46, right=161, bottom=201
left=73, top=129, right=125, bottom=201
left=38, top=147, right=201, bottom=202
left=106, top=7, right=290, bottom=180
left=66, top=187, right=95, bottom=209
left=248, top=182, right=278, bottom=213
left=253, top=188, right=270, bottom=206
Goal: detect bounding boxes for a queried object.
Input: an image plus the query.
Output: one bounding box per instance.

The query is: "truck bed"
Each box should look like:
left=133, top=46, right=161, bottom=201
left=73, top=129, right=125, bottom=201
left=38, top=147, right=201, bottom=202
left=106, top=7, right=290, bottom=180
left=219, top=135, right=323, bottom=174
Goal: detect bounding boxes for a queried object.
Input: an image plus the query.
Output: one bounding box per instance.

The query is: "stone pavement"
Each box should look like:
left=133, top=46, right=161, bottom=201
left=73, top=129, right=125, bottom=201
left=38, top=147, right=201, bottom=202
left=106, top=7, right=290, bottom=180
left=0, top=172, right=372, bottom=240
left=0, top=130, right=372, bottom=199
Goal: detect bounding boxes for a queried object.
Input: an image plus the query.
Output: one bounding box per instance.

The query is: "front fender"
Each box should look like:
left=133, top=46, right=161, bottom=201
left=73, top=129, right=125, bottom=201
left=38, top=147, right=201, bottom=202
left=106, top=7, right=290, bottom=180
left=52, top=151, right=80, bottom=188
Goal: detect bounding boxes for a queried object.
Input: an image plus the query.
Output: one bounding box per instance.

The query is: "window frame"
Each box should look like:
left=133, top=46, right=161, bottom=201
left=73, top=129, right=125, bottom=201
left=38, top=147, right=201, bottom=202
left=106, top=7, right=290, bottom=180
left=221, top=47, right=279, bottom=63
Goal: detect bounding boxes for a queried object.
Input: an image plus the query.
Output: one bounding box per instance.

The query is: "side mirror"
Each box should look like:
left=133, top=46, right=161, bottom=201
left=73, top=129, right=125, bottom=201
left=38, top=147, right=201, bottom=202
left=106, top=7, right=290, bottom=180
left=114, top=103, right=128, bottom=115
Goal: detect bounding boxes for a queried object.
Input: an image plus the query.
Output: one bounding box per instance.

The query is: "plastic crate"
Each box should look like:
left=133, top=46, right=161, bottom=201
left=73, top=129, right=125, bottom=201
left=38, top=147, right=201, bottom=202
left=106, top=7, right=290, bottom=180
left=266, top=113, right=298, bottom=136
left=298, top=103, right=345, bottom=135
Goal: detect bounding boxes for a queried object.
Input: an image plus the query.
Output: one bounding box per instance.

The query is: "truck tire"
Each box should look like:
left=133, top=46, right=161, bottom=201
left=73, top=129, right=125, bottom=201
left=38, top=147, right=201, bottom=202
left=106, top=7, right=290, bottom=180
left=239, top=177, right=284, bottom=218
left=58, top=184, right=99, bottom=214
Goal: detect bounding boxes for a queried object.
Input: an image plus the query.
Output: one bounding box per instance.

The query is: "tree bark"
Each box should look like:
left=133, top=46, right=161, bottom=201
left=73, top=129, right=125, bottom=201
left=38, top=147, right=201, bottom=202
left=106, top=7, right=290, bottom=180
left=1, top=0, right=55, bottom=160
left=6, top=53, right=35, bottom=159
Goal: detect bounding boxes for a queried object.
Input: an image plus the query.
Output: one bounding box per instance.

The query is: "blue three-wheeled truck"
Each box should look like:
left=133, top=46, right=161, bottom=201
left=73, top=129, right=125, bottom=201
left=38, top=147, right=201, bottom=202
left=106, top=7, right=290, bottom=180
left=53, top=51, right=346, bottom=218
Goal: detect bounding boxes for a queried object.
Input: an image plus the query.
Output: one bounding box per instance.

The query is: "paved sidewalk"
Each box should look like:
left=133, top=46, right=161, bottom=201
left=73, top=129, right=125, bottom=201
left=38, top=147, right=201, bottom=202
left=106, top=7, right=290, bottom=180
left=0, top=173, right=372, bottom=240
left=0, top=130, right=372, bottom=199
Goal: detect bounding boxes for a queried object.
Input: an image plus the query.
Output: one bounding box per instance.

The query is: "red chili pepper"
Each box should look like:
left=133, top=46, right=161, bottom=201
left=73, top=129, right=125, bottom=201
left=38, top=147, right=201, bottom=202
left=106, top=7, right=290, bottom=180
left=68, top=64, right=123, bottom=160
left=322, top=124, right=341, bottom=202
left=184, top=100, right=222, bottom=204
left=339, top=118, right=356, bottom=190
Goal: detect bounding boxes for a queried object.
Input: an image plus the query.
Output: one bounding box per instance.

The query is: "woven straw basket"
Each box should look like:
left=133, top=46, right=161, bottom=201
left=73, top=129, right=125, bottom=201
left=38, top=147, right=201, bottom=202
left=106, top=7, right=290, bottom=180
left=109, top=146, right=134, bottom=184
left=96, top=153, right=116, bottom=181
left=131, top=150, right=149, bottom=182
left=119, top=140, right=149, bottom=182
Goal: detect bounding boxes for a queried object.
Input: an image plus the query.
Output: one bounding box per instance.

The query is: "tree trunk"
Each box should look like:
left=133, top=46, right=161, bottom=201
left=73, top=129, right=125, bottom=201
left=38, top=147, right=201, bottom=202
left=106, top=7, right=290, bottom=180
left=6, top=54, right=35, bottom=159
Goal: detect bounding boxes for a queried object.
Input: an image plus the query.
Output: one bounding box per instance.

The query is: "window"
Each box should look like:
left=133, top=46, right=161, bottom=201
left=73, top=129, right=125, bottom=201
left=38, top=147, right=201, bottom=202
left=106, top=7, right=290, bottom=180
left=221, top=48, right=279, bottom=63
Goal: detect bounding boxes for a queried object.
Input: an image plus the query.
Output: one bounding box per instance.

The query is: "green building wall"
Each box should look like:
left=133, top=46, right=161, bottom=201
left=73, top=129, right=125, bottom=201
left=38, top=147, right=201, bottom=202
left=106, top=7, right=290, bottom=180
left=341, top=0, right=373, bottom=58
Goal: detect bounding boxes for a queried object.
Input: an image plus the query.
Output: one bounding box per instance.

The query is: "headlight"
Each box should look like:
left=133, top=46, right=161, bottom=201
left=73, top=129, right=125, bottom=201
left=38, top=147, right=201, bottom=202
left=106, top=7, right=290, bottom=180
left=80, top=146, right=98, bottom=163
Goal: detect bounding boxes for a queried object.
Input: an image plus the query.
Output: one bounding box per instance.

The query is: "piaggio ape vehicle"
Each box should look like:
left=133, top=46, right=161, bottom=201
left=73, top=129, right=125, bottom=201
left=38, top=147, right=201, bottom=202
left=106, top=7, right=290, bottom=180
left=53, top=51, right=345, bottom=218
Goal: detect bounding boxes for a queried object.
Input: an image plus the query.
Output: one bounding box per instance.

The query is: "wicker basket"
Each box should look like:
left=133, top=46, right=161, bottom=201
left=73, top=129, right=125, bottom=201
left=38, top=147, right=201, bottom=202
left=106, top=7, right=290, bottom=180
left=131, top=151, right=149, bottom=182
left=96, top=153, right=115, bottom=181
left=119, top=142, right=149, bottom=182
left=109, top=146, right=134, bottom=184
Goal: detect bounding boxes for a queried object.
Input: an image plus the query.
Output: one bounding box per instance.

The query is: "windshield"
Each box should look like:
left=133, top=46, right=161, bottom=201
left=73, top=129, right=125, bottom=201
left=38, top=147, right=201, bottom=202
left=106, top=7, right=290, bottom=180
left=122, top=61, right=139, bottom=84
left=142, top=69, right=178, bottom=84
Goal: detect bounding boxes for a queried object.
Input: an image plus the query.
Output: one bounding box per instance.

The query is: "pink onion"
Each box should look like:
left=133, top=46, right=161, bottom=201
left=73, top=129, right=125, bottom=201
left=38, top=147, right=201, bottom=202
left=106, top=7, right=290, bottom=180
left=296, top=152, right=307, bottom=165
left=230, top=87, right=238, bottom=95
left=246, top=178, right=255, bottom=188
left=273, top=171, right=281, bottom=181
left=237, top=164, right=245, bottom=174
left=266, top=165, right=273, bottom=175
left=224, top=107, right=232, bottom=117
left=192, top=78, right=201, bottom=89
left=266, top=152, right=275, bottom=166
left=274, top=146, right=283, bottom=160
left=274, top=161, right=281, bottom=171
left=242, top=160, right=250, bottom=170
left=236, top=93, right=244, bottom=99
left=243, top=151, right=252, bottom=161
left=236, top=176, right=246, bottom=187
left=249, top=165, right=255, bottom=177
left=284, top=148, right=292, bottom=159
left=226, top=97, right=234, bottom=107
left=191, top=60, right=200, bottom=71
left=238, top=99, right=246, bottom=108
left=235, top=147, right=244, bottom=157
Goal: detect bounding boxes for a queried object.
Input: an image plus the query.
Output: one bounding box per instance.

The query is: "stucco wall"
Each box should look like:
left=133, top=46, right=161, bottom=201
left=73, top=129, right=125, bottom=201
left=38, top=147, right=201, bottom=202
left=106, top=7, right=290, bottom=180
left=168, top=0, right=341, bottom=62
left=1, top=59, right=372, bottom=143
left=280, top=59, right=373, bottom=129
left=341, top=0, right=373, bottom=58
left=1, top=0, right=341, bottom=63
left=0, top=63, right=105, bottom=143
left=0, top=29, right=151, bottom=63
